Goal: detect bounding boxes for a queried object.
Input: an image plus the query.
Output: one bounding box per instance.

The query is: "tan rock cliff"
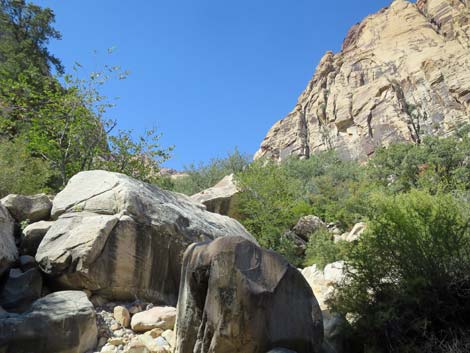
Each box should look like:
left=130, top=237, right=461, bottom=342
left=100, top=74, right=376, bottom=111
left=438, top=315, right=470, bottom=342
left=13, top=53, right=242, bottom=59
left=255, top=0, right=470, bottom=161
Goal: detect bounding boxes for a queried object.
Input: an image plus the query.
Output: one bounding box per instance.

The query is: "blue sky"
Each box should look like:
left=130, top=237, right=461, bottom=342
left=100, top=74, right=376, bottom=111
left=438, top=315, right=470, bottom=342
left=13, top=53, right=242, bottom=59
left=35, top=0, right=395, bottom=169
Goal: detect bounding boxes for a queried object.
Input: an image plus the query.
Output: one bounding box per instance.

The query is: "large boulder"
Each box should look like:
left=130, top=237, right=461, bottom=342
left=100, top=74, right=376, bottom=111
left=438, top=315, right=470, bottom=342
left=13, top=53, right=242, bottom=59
left=0, top=204, right=17, bottom=277
left=174, top=236, right=323, bottom=353
left=0, top=267, right=42, bottom=313
left=190, top=174, right=239, bottom=217
left=36, top=170, right=256, bottom=305
left=1, top=194, right=52, bottom=223
left=131, top=306, right=177, bottom=332
left=0, top=290, right=97, bottom=353
left=20, top=220, right=53, bottom=256
left=293, top=215, right=326, bottom=241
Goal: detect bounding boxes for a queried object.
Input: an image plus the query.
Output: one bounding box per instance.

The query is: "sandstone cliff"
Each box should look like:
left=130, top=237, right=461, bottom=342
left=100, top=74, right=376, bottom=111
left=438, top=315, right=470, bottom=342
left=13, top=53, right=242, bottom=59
left=255, top=0, right=470, bottom=161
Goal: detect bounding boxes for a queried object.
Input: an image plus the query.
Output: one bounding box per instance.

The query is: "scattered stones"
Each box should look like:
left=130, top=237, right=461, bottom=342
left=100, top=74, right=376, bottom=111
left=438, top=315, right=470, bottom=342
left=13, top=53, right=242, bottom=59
left=20, top=220, right=53, bottom=256
left=131, top=306, right=176, bottom=332
left=114, top=305, right=131, bottom=328
left=1, top=193, right=52, bottom=223
left=0, top=291, right=97, bottom=353
left=36, top=170, right=256, bottom=305
left=0, top=202, right=17, bottom=276
left=174, top=236, right=323, bottom=353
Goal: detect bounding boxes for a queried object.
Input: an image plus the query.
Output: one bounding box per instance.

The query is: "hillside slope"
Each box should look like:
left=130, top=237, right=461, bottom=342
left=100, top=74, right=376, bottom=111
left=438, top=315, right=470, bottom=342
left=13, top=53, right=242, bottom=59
left=255, top=0, right=470, bottom=161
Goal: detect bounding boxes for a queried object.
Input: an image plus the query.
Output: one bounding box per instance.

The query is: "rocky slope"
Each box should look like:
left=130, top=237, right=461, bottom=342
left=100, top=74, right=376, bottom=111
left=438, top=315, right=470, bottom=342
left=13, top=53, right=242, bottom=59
left=255, top=0, right=470, bottom=161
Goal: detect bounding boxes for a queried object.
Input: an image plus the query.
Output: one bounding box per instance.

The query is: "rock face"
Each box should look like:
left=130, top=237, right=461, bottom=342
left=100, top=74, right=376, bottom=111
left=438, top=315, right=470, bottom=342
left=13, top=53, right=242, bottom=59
left=174, top=236, right=323, bottom=353
left=0, top=203, right=17, bottom=277
left=190, top=174, right=239, bottom=217
left=0, top=290, right=97, bottom=353
left=255, top=0, right=470, bottom=162
left=36, top=170, right=255, bottom=305
left=1, top=194, right=52, bottom=223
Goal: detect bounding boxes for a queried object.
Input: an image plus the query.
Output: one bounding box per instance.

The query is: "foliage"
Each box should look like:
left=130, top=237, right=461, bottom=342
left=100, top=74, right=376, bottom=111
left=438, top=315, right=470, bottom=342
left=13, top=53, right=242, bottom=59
left=0, top=137, right=52, bottom=197
left=235, top=160, right=312, bottom=265
left=304, top=229, right=350, bottom=269
left=328, top=190, right=470, bottom=352
left=171, top=148, right=250, bottom=195
left=96, top=128, right=173, bottom=184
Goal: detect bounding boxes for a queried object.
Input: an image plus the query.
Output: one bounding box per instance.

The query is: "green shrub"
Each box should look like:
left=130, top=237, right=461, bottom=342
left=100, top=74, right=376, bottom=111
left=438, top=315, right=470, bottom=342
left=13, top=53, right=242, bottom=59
left=171, top=148, right=250, bottom=195
left=329, top=190, right=470, bottom=352
left=0, top=138, right=52, bottom=197
left=304, top=229, right=350, bottom=269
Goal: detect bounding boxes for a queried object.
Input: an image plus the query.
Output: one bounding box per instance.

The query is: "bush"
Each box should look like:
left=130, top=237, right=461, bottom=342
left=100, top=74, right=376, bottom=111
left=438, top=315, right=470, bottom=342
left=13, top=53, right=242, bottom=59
left=171, top=148, right=250, bottom=195
left=304, top=229, right=350, bottom=269
left=329, top=190, right=470, bottom=352
left=0, top=138, right=52, bottom=197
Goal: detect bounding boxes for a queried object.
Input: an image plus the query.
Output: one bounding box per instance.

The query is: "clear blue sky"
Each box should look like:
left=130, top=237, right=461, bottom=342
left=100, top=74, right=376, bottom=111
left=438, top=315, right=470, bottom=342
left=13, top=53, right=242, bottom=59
left=35, top=0, right=395, bottom=169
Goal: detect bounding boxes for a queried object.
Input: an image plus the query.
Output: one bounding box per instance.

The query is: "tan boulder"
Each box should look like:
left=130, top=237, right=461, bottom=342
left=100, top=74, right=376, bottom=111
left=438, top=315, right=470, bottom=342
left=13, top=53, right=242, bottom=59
left=131, top=306, right=177, bottom=332
left=114, top=305, right=131, bottom=328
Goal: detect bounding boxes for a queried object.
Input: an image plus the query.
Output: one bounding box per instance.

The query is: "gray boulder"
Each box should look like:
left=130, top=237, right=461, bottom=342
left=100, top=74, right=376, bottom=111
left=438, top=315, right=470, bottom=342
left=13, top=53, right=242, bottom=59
left=20, top=221, right=53, bottom=256
left=1, top=194, right=52, bottom=223
left=174, top=236, right=323, bottom=353
left=36, top=170, right=256, bottom=305
left=293, top=215, right=326, bottom=241
left=0, top=204, right=17, bottom=277
left=190, top=174, right=239, bottom=217
left=0, top=267, right=42, bottom=313
left=0, top=290, right=97, bottom=353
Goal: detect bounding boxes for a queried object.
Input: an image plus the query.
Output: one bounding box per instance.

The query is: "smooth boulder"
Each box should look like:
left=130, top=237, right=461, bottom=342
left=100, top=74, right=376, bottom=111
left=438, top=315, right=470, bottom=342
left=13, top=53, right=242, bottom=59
left=0, top=290, right=97, bottom=353
left=0, top=203, right=17, bottom=276
left=36, top=170, right=256, bottom=305
left=131, top=306, right=177, bottom=332
left=174, top=236, right=323, bottom=353
left=1, top=194, right=52, bottom=223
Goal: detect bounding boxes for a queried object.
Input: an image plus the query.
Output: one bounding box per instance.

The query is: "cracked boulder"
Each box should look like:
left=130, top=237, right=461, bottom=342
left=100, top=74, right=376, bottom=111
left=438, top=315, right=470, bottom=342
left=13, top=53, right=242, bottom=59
left=0, top=290, right=97, bottom=353
left=36, top=170, right=256, bottom=305
left=174, top=236, right=323, bottom=353
left=1, top=194, right=52, bottom=223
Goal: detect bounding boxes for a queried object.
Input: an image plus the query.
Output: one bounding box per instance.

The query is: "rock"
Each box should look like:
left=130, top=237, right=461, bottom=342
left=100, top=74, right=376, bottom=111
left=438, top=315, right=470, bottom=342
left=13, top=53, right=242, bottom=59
left=36, top=170, right=256, bottom=305
left=131, top=306, right=176, bottom=332
left=139, top=332, right=171, bottom=352
left=190, top=174, right=239, bottom=217
left=20, top=220, right=53, bottom=256
left=255, top=0, right=470, bottom=162
left=301, top=261, right=347, bottom=311
left=0, top=267, right=42, bottom=312
left=108, top=337, right=127, bottom=346
left=322, top=311, right=352, bottom=353
left=0, top=290, right=97, bottom=353
left=293, top=215, right=326, bottom=241
left=0, top=203, right=17, bottom=276
left=114, top=305, right=131, bottom=328
left=335, top=222, right=367, bottom=243
left=1, top=193, right=52, bottom=222
left=161, top=330, right=175, bottom=347
left=174, top=236, right=323, bottom=353
left=19, top=254, right=36, bottom=271
left=284, top=230, right=307, bottom=256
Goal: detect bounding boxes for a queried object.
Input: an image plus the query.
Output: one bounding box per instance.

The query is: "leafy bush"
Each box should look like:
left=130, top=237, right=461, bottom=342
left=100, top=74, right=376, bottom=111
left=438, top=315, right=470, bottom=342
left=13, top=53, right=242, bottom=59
left=304, top=229, right=350, bottom=269
left=0, top=138, right=52, bottom=197
left=329, top=190, right=470, bottom=352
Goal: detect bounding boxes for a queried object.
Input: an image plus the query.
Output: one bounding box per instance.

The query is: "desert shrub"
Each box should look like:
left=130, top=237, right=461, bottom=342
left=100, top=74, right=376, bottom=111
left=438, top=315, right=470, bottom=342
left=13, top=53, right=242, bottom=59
left=171, top=148, right=250, bottom=195
left=0, top=138, right=52, bottom=197
left=304, top=229, right=351, bottom=269
left=329, top=190, right=470, bottom=353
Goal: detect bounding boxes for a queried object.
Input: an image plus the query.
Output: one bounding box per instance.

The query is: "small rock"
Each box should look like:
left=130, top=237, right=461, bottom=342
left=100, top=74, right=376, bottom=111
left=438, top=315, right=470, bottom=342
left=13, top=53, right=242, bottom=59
left=21, top=221, right=53, bottom=256
left=91, top=295, right=109, bottom=307
left=161, top=330, right=175, bottom=347
left=147, top=328, right=164, bottom=338
left=100, top=344, right=118, bottom=352
left=129, top=304, right=143, bottom=315
left=114, top=305, right=131, bottom=328
left=110, top=323, right=121, bottom=331
left=108, top=337, right=126, bottom=346
left=130, top=306, right=176, bottom=333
